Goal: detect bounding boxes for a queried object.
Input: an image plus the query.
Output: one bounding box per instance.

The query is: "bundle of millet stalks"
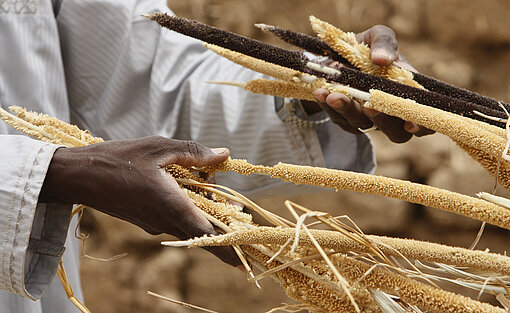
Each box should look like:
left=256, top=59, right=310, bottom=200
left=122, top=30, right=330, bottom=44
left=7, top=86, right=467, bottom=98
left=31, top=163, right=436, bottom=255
left=3, top=12, right=510, bottom=313
left=144, top=12, right=510, bottom=198
left=139, top=13, right=510, bottom=312
left=145, top=13, right=509, bottom=125
left=3, top=104, right=510, bottom=312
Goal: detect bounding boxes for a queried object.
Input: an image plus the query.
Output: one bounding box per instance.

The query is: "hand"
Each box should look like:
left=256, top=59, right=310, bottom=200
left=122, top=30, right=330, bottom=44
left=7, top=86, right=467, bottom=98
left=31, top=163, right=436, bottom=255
left=314, top=25, right=434, bottom=143
left=39, top=136, right=241, bottom=267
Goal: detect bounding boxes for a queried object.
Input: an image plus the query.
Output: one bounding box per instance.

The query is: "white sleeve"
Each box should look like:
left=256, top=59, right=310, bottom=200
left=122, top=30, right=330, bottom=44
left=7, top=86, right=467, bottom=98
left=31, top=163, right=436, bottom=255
left=0, top=0, right=74, bottom=300
left=0, top=136, right=70, bottom=300
left=57, top=0, right=375, bottom=197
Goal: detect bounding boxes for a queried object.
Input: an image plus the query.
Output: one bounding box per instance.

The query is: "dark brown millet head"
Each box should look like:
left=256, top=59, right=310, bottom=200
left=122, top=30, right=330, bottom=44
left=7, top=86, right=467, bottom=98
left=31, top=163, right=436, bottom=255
left=305, top=64, right=507, bottom=127
left=414, top=72, right=510, bottom=113
left=146, top=13, right=506, bottom=127
left=255, top=23, right=351, bottom=66
left=146, top=13, right=309, bottom=72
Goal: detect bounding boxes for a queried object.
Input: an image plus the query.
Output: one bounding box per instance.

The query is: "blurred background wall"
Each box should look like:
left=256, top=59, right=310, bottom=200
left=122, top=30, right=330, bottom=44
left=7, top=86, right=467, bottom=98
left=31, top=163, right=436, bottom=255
left=79, top=1, right=510, bottom=312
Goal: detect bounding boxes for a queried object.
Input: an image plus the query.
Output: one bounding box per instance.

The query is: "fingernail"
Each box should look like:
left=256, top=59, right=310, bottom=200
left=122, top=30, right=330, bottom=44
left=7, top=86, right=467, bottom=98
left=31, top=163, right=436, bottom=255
left=211, top=148, right=227, bottom=154
left=330, top=99, right=344, bottom=109
left=363, top=107, right=380, bottom=118
left=372, top=48, right=391, bottom=62
left=404, top=122, right=420, bottom=133
left=237, top=265, right=247, bottom=273
left=313, top=89, right=328, bottom=103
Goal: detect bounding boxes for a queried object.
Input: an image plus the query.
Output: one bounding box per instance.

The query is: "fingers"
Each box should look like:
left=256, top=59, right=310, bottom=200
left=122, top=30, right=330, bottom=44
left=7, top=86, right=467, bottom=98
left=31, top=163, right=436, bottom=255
left=324, top=92, right=373, bottom=129
left=174, top=222, right=241, bottom=268
left=166, top=181, right=217, bottom=237
left=176, top=140, right=230, bottom=167
left=315, top=88, right=373, bottom=132
left=153, top=137, right=230, bottom=168
left=356, top=25, right=399, bottom=66
left=164, top=179, right=241, bottom=267
left=394, top=55, right=418, bottom=72
left=314, top=89, right=361, bottom=134
left=404, top=122, right=436, bottom=137
left=201, top=246, right=244, bottom=269
left=315, top=89, right=431, bottom=143
left=357, top=25, right=418, bottom=73
left=362, top=107, right=413, bottom=143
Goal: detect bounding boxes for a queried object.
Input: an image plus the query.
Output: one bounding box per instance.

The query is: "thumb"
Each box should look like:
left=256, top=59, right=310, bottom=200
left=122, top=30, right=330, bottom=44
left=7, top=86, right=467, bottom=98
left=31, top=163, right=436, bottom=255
left=367, top=26, right=399, bottom=66
left=170, top=140, right=230, bottom=168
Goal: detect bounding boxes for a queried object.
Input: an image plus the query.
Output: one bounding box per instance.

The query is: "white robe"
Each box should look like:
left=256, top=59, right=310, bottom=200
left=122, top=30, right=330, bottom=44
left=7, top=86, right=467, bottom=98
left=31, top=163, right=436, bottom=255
left=0, top=0, right=375, bottom=312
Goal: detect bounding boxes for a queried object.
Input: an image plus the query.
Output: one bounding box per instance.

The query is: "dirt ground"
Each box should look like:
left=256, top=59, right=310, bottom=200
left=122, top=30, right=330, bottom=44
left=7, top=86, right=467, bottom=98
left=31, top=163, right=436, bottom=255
left=79, top=1, right=510, bottom=312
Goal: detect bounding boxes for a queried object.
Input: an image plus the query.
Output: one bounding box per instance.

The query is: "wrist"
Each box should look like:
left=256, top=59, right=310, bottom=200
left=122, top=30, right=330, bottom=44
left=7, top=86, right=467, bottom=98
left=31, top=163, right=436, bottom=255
left=39, top=146, right=95, bottom=204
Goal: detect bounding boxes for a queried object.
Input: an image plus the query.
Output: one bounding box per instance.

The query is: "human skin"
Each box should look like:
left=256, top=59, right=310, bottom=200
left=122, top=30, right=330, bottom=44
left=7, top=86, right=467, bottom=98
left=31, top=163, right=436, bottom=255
left=312, top=25, right=435, bottom=143
left=39, top=136, right=241, bottom=267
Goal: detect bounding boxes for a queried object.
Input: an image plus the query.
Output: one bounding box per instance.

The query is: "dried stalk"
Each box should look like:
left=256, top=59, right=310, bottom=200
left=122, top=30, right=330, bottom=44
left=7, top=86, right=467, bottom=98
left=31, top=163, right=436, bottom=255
left=326, top=253, right=505, bottom=313
left=167, top=205, right=507, bottom=313
left=166, top=227, right=510, bottom=276
left=147, top=291, right=219, bottom=313
left=455, top=142, right=510, bottom=191
left=205, top=44, right=303, bottom=82
left=214, top=79, right=318, bottom=102
left=365, top=90, right=510, bottom=191
left=8, top=106, right=102, bottom=145
left=366, top=90, right=507, bottom=154
left=207, top=158, right=510, bottom=230
left=57, top=260, right=91, bottom=313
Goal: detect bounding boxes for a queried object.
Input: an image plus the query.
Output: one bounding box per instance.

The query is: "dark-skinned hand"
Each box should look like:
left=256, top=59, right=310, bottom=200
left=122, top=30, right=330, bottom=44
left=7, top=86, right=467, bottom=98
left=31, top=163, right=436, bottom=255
left=313, top=25, right=434, bottom=143
left=39, top=136, right=242, bottom=268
